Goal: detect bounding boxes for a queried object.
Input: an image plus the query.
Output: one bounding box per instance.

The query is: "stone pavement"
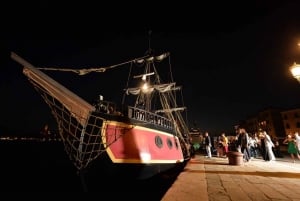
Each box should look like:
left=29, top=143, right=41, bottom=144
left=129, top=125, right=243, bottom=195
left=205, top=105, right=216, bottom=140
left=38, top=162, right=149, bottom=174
left=161, top=154, right=300, bottom=201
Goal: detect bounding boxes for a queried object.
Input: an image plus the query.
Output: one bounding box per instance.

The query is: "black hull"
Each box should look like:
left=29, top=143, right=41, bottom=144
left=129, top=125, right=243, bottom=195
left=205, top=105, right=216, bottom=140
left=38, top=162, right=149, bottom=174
left=82, top=152, right=188, bottom=191
left=83, top=153, right=186, bottom=180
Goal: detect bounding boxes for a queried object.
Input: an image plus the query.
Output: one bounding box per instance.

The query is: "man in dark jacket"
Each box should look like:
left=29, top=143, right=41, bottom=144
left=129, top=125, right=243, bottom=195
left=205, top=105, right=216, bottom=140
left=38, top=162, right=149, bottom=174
left=237, top=127, right=251, bottom=162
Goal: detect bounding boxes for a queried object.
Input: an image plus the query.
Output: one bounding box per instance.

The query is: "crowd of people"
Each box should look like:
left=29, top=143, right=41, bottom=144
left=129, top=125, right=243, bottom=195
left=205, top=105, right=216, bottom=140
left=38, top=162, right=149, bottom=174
left=199, top=127, right=300, bottom=163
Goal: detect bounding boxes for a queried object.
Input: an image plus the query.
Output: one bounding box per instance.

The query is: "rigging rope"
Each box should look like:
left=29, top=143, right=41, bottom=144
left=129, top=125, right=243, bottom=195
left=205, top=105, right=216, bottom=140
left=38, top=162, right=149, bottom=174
left=36, top=55, right=152, bottom=75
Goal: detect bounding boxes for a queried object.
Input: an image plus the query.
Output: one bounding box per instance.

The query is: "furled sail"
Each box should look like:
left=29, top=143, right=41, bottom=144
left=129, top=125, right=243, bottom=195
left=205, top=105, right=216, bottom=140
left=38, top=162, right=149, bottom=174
left=134, top=52, right=170, bottom=65
left=155, top=107, right=186, bottom=113
left=125, top=83, right=181, bottom=95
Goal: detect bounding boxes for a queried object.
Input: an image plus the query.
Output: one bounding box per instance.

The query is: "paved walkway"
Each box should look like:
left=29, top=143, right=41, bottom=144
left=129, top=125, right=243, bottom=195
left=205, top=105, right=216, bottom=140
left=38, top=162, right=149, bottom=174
left=162, top=154, right=300, bottom=201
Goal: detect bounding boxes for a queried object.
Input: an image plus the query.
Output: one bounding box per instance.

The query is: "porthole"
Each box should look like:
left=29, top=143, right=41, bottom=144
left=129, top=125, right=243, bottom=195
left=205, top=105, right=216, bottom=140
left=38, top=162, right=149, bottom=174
left=174, top=139, right=179, bottom=149
left=155, top=136, right=163, bottom=148
left=167, top=138, right=173, bottom=149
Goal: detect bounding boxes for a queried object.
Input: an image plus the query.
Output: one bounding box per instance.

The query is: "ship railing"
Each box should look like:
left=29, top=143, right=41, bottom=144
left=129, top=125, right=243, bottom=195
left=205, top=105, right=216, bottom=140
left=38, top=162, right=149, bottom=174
left=127, top=106, right=173, bottom=130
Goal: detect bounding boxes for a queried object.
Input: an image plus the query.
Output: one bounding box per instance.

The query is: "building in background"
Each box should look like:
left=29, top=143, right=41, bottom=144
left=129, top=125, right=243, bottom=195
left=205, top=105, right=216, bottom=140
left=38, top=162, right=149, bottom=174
left=281, top=108, right=300, bottom=136
left=242, top=108, right=285, bottom=139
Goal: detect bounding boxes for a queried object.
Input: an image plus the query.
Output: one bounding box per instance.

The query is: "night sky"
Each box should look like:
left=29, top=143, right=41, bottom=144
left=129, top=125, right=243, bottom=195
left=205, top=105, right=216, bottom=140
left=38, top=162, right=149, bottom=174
left=2, top=1, right=300, bottom=136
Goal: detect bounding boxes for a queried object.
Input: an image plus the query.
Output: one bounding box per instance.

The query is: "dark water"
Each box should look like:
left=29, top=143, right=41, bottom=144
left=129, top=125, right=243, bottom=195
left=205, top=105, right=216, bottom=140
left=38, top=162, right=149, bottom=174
left=0, top=140, right=180, bottom=200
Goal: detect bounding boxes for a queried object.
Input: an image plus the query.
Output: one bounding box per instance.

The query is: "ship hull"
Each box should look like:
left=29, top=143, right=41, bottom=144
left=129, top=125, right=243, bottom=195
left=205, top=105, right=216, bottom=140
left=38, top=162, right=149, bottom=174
left=82, top=151, right=187, bottom=191
left=102, top=118, right=186, bottom=179
left=62, top=112, right=187, bottom=180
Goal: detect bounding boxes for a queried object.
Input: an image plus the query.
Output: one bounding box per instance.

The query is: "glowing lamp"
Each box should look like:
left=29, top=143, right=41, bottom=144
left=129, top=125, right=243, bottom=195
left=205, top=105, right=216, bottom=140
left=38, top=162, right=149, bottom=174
left=141, top=82, right=149, bottom=93
left=142, top=83, right=148, bottom=90
left=290, top=62, right=300, bottom=83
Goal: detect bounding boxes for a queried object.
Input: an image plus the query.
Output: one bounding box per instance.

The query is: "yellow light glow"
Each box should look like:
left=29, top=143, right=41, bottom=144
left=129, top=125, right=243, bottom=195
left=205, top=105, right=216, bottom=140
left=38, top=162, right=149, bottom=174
left=141, top=83, right=149, bottom=93
left=140, top=152, right=151, bottom=161
left=290, top=62, right=300, bottom=83
left=142, top=83, right=148, bottom=90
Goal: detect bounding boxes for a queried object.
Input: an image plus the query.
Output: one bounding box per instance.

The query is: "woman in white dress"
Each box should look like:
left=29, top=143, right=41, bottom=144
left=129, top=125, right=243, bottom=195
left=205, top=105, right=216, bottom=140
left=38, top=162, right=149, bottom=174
left=263, top=131, right=276, bottom=161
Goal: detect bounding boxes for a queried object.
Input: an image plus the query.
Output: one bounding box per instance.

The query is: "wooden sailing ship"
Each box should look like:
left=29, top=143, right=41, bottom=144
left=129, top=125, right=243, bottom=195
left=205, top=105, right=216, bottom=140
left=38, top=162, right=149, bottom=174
left=11, top=47, right=192, bottom=183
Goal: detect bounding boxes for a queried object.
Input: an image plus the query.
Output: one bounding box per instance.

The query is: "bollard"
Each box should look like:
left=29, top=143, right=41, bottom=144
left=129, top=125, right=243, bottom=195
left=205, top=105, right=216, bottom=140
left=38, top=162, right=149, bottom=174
left=227, top=151, right=244, bottom=165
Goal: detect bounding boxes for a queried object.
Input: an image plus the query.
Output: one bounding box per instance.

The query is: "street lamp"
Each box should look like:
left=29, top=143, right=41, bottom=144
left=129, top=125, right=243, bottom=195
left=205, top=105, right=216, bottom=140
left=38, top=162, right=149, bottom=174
left=290, top=62, right=300, bottom=83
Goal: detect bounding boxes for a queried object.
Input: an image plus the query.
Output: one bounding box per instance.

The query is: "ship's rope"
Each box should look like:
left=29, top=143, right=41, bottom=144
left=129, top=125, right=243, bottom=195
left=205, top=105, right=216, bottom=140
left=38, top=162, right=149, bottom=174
left=36, top=55, right=152, bottom=75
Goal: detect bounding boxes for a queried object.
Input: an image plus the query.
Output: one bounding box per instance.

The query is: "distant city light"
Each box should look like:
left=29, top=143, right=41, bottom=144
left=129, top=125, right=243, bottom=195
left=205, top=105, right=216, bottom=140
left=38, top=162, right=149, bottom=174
left=0, top=136, right=61, bottom=142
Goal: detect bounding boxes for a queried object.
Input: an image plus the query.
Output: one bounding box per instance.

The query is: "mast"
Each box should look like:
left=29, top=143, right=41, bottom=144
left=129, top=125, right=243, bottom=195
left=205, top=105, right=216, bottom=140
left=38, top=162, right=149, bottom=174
left=146, top=29, right=153, bottom=56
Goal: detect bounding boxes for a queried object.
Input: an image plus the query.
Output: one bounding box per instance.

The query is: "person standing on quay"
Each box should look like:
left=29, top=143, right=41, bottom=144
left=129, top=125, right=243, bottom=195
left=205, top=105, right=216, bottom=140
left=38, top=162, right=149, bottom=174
left=217, top=135, right=224, bottom=157
left=237, top=127, right=251, bottom=162
left=259, top=132, right=268, bottom=161
left=204, top=131, right=212, bottom=158
left=273, top=137, right=282, bottom=158
left=262, top=131, right=276, bottom=161
left=283, top=134, right=300, bottom=163
left=221, top=133, right=229, bottom=157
